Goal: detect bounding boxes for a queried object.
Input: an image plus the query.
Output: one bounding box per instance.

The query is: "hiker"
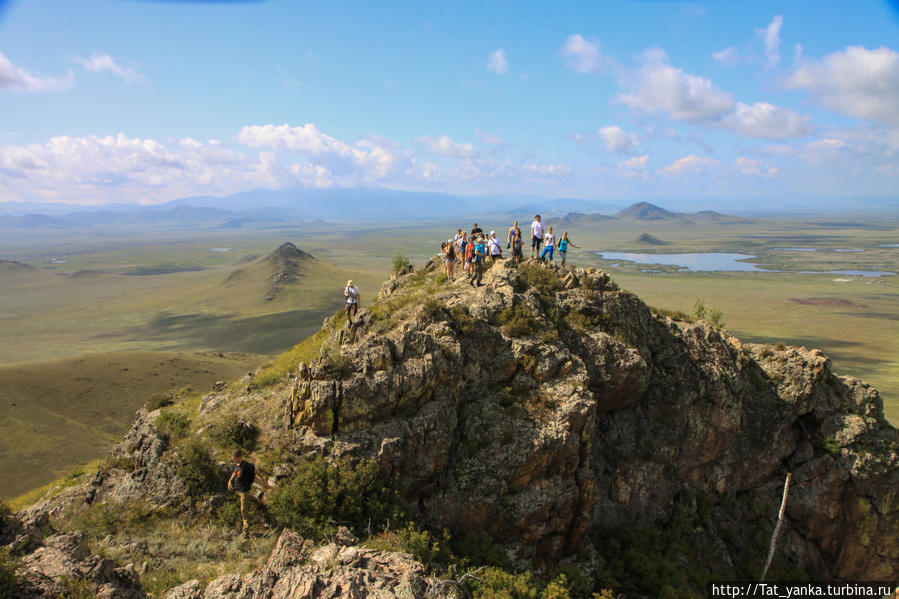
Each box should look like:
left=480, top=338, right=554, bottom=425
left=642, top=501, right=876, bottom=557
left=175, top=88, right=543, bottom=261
left=558, top=232, right=581, bottom=268
left=470, top=222, right=483, bottom=237
left=227, top=450, right=257, bottom=536
left=344, top=280, right=360, bottom=323
left=468, top=235, right=487, bottom=286
left=540, top=226, right=556, bottom=262
left=457, top=232, right=468, bottom=275
left=465, top=235, right=475, bottom=276
left=530, top=214, right=545, bottom=258
left=507, top=221, right=520, bottom=250
left=488, top=230, right=502, bottom=261
left=442, top=240, right=457, bottom=280
left=512, top=229, right=523, bottom=263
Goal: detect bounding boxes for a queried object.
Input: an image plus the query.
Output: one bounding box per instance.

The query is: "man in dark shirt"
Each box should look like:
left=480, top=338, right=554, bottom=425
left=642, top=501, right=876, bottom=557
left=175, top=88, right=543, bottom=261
left=470, top=223, right=483, bottom=237
left=227, top=450, right=256, bottom=535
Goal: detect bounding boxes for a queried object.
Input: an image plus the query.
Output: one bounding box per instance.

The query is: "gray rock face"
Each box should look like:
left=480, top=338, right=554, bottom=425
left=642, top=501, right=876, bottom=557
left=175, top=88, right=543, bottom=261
left=280, top=259, right=898, bottom=577
left=163, top=529, right=463, bottom=599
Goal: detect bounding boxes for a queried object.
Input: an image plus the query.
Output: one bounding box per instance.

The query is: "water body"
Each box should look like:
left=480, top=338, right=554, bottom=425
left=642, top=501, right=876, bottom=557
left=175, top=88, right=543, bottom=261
left=210, top=248, right=232, bottom=252
left=833, top=249, right=863, bottom=253
left=596, top=252, right=895, bottom=277
left=771, top=247, right=817, bottom=252
left=597, top=252, right=762, bottom=272
left=882, top=244, right=899, bottom=248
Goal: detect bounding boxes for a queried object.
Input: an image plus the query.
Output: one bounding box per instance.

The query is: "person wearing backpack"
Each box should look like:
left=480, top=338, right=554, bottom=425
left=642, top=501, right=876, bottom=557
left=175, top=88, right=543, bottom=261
left=227, top=450, right=257, bottom=536
left=468, top=235, right=487, bottom=286
left=558, top=232, right=581, bottom=268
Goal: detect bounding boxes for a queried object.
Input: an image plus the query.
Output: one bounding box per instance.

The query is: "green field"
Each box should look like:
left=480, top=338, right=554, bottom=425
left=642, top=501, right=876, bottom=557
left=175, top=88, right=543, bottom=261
left=1, top=211, right=897, bottom=499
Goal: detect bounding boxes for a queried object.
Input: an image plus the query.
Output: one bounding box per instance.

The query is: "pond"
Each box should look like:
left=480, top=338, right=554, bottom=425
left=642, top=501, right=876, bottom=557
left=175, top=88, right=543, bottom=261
left=595, top=252, right=895, bottom=277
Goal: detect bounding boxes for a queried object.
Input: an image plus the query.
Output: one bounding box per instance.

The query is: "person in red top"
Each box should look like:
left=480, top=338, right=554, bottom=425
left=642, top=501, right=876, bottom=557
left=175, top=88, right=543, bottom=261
left=465, top=239, right=475, bottom=276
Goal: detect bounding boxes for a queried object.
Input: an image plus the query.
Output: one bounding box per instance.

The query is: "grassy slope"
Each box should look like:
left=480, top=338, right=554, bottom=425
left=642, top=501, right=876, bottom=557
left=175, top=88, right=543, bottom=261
left=0, top=351, right=262, bottom=498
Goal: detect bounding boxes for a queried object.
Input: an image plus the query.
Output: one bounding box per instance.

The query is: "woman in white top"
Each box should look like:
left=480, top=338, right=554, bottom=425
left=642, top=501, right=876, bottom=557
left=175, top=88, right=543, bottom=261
left=344, top=280, right=360, bottom=323
left=540, top=226, right=555, bottom=262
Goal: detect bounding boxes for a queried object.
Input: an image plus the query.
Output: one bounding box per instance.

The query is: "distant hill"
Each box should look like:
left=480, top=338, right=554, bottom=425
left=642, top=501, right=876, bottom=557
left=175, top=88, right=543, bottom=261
left=556, top=211, right=617, bottom=226
left=0, top=214, right=74, bottom=228
left=636, top=233, right=668, bottom=245
left=0, top=259, right=35, bottom=272
left=616, top=201, right=679, bottom=220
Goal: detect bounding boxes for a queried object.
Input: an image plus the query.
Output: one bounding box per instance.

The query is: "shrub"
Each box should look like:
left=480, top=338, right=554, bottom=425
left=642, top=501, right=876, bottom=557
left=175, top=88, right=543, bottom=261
left=207, top=416, right=258, bottom=452
left=67, top=500, right=164, bottom=540
left=517, top=263, right=562, bottom=298
left=146, top=390, right=174, bottom=411
left=466, top=566, right=542, bottom=599
left=774, top=342, right=787, bottom=351
left=366, top=523, right=455, bottom=568
left=421, top=296, right=444, bottom=320
left=0, top=548, right=19, bottom=597
left=255, top=327, right=330, bottom=387
left=393, top=254, right=411, bottom=274
left=497, top=303, right=540, bottom=338
left=174, top=441, right=223, bottom=497
left=817, top=436, right=841, bottom=457
left=435, top=272, right=448, bottom=285
left=97, top=456, right=136, bottom=476
left=650, top=305, right=693, bottom=323
left=450, top=306, right=477, bottom=335
left=269, top=455, right=406, bottom=540
left=58, top=577, right=94, bottom=599
left=693, top=299, right=725, bottom=329
left=156, top=411, right=191, bottom=440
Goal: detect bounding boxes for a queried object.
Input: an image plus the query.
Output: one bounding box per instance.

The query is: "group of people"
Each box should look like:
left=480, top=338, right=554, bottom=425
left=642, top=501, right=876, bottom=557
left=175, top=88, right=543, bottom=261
left=440, top=215, right=581, bottom=283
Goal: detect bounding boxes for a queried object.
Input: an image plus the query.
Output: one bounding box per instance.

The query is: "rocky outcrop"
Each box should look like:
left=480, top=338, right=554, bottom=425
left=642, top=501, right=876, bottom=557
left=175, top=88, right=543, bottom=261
left=2, top=515, right=144, bottom=598
left=269, top=258, right=898, bottom=577
left=163, top=529, right=463, bottom=599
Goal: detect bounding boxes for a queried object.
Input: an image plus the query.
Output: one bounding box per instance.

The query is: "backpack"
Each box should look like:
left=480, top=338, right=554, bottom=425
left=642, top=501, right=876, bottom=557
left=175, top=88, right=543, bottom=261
left=446, top=244, right=455, bottom=259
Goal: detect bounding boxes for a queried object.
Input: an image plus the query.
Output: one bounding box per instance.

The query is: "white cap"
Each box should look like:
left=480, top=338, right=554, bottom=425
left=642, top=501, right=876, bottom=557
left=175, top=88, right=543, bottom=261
left=490, top=230, right=496, bottom=235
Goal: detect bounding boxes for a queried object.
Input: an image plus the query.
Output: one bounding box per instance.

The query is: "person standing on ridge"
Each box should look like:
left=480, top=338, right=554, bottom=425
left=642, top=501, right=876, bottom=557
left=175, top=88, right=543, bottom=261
left=540, top=226, right=556, bottom=262
left=530, top=214, right=545, bottom=258
left=558, top=232, right=581, bottom=268
left=512, top=229, right=523, bottom=263
left=227, top=450, right=257, bottom=537
left=468, top=235, right=487, bottom=286
left=488, top=230, right=502, bottom=262
left=344, top=280, right=360, bottom=323
left=471, top=222, right=483, bottom=238
left=507, top=220, right=520, bottom=250
left=442, top=240, right=457, bottom=280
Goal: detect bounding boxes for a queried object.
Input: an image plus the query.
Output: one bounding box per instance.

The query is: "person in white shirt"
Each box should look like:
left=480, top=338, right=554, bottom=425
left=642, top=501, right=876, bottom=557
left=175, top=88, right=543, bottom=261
left=488, top=231, right=502, bottom=261
left=540, top=226, right=556, bottom=262
left=344, top=280, right=360, bottom=323
left=530, top=214, right=545, bottom=258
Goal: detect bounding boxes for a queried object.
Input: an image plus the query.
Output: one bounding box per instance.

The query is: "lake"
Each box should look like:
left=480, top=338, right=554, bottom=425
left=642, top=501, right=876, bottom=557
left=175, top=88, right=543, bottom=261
left=596, top=252, right=895, bottom=276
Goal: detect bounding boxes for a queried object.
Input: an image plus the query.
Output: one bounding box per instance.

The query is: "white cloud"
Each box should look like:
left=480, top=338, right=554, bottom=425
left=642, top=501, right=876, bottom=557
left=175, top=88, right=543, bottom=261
left=560, top=34, right=603, bottom=74
left=785, top=45, right=899, bottom=125
left=414, top=134, right=478, bottom=158
left=758, top=15, right=783, bottom=69
left=619, top=155, right=649, bottom=169
left=474, top=129, right=504, bottom=147
left=663, top=154, right=719, bottom=175
left=0, top=52, right=73, bottom=92
left=73, top=52, right=146, bottom=84
left=290, top=163, right=333, bottom=188
left=523, top=163, right=571, bottom=176
left=722, top=102, right=813, bottom=139
left=238, top=123, right=399, bottom=179
left=597, top=126, right=641, bottom=154
left=617, top=50, right=734, bottom=123
left=736, top=156, right=778, bottom=177
left=712, top=46, right=740, bottom=67
left=487, top=49, right=509, bottom=75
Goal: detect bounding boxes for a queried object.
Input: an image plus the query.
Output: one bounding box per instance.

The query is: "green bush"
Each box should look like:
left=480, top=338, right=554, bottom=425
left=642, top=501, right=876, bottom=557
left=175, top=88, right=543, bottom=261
left=156, top=411, right=191, bottom=440
left=146, top=390, right=174, bottom=411
left=269, top=455, right=406, bottom=540
left=207, top=416, right=258, bottom=451
left=366, top=523, right=455, bottom=568
left=517, top=263, right=562, bottom=298
left=58, top=577, right=95, bottom=599
left=393, top=254, right=412, bottom=274
left=421, top=296, right=444, bottom=320
left=650, top=305, right=693, bottom=322
left=450, top=306, right=477, bottom=335
left=467, top=566, right=542, bottom=599
left=174, top=441, right=223, bottom=497
left=0, top=548, right=20, bottom=597
left=693, top=299, right=725, bottom=329
left=67, top=500, right=164, bottom=540
left=497, top=303, right=540, bottom=338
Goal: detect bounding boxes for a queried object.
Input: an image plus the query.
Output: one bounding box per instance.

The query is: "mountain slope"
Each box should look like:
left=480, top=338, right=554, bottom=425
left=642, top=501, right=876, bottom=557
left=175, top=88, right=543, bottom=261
left=4, top=258, right=897, bottom=597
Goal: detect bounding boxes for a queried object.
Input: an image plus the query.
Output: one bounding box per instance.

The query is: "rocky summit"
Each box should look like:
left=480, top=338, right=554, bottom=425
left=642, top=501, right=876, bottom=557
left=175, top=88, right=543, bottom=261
left=2, top=257, right=897, bottom=598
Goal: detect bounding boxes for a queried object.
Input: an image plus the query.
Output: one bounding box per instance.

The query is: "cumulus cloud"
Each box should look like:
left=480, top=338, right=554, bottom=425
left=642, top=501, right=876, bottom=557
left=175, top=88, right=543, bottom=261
left=487, top=49, right=509, bottom=74
left=736, top=156, right=778, bottom=177
left=238, top=123, right=399, bottom=179
left=560, top=34, right=604, bottom=74
left=663, top=154, right=719, bottom=175
left=523, top=163, right=571, bottom=176
left=722, top=102, right=813, bottom=139
left=712, top=46, right=740, bottom=67
left=0, top=52, right=73, bottom=92
left=414, top=134, right=478, bottom=158
left=619, top=155, right=649, bottom=169
left=617, top=50, right=734, bottom=123
left=475, top=129, right=504, bottom=147
left=758, top=15, right=783, bottom=69
left=785, top=45, right=899, bottom=125
left=597, top=126, right=641, bottom=154
left=73, top=52, right=146, bottom=84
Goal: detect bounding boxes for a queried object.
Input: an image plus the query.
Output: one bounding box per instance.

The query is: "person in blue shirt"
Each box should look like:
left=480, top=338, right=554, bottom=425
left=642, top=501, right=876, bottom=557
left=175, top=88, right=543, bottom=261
left=557, top=232, right=581, bottom=268
left=467, top=235, right=487, bottom=286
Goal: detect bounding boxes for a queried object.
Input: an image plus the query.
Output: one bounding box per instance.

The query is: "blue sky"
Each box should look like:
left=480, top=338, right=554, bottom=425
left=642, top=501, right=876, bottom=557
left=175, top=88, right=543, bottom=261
left=1, top=0, right=898, bottom=209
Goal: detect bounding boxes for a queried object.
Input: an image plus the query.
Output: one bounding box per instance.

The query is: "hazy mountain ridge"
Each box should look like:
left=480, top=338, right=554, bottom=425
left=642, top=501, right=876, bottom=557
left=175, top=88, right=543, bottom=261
left=3, top=257, right=897, bottom=598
